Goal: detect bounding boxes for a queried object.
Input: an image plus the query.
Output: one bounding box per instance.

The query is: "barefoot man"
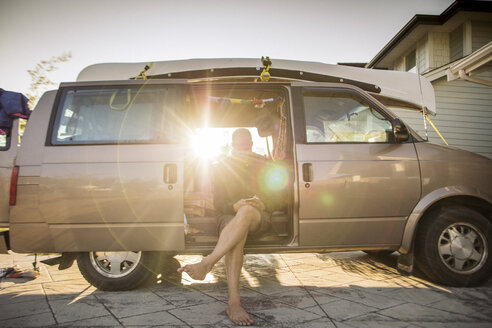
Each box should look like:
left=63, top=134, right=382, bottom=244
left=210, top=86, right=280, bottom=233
left=178, top=128, right=273, bottom=326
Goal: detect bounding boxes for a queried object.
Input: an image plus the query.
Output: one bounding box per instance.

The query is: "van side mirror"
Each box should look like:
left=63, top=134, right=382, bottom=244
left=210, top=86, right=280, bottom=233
left=392, top=118, right=409, bottom=143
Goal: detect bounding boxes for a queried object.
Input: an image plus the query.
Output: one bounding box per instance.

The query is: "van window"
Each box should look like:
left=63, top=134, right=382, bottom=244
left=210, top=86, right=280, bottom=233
left=0, top=134, right=9, bottom=151
left=51, top=85, right=178, bottom=145
left=303, top=91, right=392, bottom=143
left=187, top=86, right=286, bottom=159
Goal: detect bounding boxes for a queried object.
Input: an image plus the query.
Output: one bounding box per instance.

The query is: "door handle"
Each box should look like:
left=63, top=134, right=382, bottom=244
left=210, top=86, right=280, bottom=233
left=302, top=163, right=313, bottom=182
left=164, top=164, right=177, bottom=184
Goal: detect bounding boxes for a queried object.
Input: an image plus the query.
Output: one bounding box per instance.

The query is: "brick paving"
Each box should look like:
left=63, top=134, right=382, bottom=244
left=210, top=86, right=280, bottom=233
left=1, top=251, right=491, bottom=327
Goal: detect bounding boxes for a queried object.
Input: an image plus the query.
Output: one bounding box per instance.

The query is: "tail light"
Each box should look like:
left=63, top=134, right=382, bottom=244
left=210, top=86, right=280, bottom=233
left=9, top=166, right=19, bottom=206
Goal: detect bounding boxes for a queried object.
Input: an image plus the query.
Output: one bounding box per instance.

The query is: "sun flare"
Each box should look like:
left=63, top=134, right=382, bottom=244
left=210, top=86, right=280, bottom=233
left=190, top=128, right=269, bottom=161
left=190, top=128, right=230, bottom=160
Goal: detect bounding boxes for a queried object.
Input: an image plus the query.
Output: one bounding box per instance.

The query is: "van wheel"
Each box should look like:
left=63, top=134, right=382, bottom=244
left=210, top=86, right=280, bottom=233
left=415, top=206, right=492, bottom=287
left=77, top=251, right=156, bottom=291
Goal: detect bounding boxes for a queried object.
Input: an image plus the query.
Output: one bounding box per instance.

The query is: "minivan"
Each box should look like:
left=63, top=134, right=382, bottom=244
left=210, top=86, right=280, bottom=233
left=1, top=58, right=490, bottom=290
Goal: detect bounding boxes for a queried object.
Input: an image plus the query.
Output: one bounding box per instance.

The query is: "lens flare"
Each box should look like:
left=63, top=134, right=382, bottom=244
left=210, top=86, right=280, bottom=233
left=320, top=193, right=334, bottom=206
left=263, top=166, right=289, bottom=192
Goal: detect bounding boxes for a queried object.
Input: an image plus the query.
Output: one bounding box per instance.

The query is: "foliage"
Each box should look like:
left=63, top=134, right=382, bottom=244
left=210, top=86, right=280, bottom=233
left=26, top=52, right=72, bottom=107
left=20, top=52, right=71, bottom=137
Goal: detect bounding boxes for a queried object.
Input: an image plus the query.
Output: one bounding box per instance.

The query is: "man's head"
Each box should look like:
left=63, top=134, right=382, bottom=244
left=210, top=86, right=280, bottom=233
left=232, top=128, right=253, bottom=152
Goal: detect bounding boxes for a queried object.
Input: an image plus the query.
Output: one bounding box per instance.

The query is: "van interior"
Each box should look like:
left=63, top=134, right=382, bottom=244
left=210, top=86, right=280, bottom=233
left=182, top=86, right=293, bottom=247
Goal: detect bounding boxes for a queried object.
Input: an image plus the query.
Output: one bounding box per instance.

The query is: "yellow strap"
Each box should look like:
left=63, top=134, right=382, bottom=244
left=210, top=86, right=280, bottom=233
left=135, top=62, right=153, bottom=80
left=111, top=62, right=153, bottom=110
left=109, top=89, right=131, bottom=111
left=425, top=115, right=448, bottom=146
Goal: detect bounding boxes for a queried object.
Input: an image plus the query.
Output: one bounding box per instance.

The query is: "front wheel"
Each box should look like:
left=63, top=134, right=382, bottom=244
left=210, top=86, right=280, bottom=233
left=415, top=206, right=492, bottom=287
left=77, top=251, right=156, bottom=291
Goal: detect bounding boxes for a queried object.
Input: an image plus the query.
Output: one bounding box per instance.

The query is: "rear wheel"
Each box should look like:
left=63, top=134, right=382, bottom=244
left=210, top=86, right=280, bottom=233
left=415, top=206, right=492, bottom=286
left=77, top=251, right=156, bottom=291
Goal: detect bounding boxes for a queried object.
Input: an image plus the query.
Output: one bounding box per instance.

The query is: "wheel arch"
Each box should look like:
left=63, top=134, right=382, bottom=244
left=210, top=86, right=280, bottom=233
left=399, top=186, right=492, bottom=254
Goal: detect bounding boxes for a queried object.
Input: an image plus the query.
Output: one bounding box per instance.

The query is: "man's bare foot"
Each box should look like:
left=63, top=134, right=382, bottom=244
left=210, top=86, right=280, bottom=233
left=177, top=260, right=212, bottom=280
left=227, top=302, right=254, bottom=326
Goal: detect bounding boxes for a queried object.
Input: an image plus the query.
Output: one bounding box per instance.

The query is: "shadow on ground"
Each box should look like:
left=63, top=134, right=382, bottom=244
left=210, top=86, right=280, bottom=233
left=1, top=251, right=492, bottom=327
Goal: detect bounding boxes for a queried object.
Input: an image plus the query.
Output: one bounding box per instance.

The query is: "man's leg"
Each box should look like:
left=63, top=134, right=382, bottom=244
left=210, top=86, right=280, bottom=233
left=177, top=205, right=261, bottom=280
left=225, top=234, right=254, bottom=326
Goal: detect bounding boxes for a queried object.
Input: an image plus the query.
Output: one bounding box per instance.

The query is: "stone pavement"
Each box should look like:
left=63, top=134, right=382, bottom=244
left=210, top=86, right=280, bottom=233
left=0, top=251, right=491, bottom=327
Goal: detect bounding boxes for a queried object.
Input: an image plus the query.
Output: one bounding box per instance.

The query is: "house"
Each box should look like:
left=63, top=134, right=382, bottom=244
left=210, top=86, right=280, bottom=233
left=366, top=0, right=492, bottom=158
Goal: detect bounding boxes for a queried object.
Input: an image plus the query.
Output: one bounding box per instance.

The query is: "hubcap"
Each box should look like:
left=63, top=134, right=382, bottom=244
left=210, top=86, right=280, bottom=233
left=438, top=222, right=488, bottom=274
left=89, top=251, right=142, bottom=278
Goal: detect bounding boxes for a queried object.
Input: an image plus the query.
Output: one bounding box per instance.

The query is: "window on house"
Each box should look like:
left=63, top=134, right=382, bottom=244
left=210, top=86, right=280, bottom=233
left=405, top=49, right=417, bottom=73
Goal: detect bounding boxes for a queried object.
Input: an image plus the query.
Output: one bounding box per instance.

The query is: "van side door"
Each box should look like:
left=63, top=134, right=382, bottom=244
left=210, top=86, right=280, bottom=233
left=292, top=85, right=421, bottom=248
left=11, top=81, right=186, bottom=252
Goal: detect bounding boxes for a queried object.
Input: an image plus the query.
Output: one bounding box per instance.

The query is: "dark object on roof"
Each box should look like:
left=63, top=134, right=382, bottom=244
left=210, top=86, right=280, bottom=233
left=0, top=88, right=31, bottom=135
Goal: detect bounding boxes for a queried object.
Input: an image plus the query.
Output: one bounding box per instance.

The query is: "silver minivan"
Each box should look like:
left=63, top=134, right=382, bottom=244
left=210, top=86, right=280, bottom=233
left=1, top=59, right=491, bottom=290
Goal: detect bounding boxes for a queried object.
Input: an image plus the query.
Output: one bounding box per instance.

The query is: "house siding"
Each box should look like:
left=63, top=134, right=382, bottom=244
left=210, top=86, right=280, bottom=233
left=472, top=21, right=492, bottom=51
left=428, top=32, right=449, bottom=70
left=393, top=56, right=405, bottom=71
left=450, top=25, right=463, bottom=61
left=417, top=36, right=429, bottom=73
left=389, top=71, right=492, bottom=159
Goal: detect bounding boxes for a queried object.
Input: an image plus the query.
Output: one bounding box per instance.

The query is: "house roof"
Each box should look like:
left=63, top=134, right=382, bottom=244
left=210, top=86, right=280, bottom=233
left=366, top=0, right=492, bottom=69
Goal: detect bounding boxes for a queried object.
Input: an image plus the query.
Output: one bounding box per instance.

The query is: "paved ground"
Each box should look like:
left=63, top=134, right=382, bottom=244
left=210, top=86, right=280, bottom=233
left=0, top=251, right=491, bottom=327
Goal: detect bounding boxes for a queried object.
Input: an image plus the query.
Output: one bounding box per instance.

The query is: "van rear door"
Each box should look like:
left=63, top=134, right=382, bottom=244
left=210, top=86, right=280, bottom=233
left=0, top=119, right=18, bottom=230
left=11, top=81, right=186, bottom=252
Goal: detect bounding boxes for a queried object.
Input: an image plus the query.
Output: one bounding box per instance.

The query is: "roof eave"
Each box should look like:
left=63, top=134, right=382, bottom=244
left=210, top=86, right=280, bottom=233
left=366, top=1, right=492, bottom=69
left=366, top=15, right=441, bottom=68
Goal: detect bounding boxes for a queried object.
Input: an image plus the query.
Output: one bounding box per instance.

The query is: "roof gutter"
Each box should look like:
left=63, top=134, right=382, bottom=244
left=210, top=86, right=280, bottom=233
left=456, top=70, right=492, bottom=87
left=447, top=41, right=492, bottom=87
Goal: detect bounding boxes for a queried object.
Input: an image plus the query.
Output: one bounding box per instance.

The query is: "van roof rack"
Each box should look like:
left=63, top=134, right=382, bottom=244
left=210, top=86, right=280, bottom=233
left=141, top=67, right=381, bottom=94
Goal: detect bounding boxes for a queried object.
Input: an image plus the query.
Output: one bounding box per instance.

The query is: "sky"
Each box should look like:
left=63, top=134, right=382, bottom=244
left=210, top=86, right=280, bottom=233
left=0, top=0, right=454, bottom=95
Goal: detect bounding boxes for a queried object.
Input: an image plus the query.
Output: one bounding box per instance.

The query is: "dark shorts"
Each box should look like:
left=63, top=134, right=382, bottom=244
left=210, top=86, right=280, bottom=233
left=217, top=209, right=271, bottom=239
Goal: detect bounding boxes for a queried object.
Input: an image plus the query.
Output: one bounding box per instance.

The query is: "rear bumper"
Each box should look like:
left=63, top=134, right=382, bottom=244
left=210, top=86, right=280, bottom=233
left=0, top=231, right=10, bottom=254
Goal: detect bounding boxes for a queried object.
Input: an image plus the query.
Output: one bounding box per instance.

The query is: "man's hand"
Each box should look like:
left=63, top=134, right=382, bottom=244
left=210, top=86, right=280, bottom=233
left=233, top=197, right=265, bottom=212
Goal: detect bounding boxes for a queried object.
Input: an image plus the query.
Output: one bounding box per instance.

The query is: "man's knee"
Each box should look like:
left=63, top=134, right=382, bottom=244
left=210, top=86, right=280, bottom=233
left=236, top=205, right=261, bottom=224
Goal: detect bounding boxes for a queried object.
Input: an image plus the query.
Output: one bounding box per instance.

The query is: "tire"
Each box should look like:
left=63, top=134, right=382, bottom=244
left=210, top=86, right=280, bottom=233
left=415, top=206, right=492, bottom=287
left=77, top=251, right=157, bottom=291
